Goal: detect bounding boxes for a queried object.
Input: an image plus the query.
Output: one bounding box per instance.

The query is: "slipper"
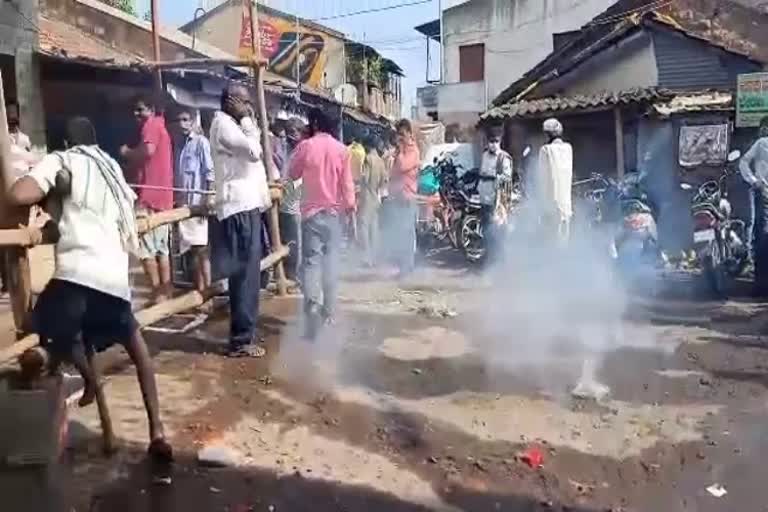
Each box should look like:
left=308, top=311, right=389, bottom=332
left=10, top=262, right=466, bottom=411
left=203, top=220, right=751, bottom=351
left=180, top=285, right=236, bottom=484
left=148, top=437, right=174, bottom=464
left=227, top=345, right=266, bottom=358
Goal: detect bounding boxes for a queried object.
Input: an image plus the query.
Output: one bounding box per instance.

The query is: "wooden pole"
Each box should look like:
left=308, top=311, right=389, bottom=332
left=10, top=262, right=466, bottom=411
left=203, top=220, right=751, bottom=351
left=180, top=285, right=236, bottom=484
left=150, top=0, right=163, bottom=94
left=0, top=72, right=32, bottom=333
left=1, top=245, right=290, bottom=366
left=614, top=107, right=625, bottom=179
left=247, top=0, right=288, bottom=296
left=141, top=57, right=268, bottom=71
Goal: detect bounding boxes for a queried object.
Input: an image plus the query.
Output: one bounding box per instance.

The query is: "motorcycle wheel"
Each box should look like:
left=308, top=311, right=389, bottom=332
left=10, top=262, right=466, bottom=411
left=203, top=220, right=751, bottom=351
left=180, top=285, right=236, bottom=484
left=703, top=241, right=727, bottom=299
left=459, top=214, right=486, bottom=264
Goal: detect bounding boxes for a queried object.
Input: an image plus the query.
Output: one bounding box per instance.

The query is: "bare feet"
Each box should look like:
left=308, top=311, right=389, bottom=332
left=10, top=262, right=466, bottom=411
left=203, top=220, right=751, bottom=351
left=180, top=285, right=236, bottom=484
left=148, top=436, right=174, bottom=463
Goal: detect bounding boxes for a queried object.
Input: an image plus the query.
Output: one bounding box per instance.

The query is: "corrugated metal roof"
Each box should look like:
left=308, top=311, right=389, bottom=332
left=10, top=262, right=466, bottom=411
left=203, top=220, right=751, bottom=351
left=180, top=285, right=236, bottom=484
left=482, top=88, right=673, bottom=120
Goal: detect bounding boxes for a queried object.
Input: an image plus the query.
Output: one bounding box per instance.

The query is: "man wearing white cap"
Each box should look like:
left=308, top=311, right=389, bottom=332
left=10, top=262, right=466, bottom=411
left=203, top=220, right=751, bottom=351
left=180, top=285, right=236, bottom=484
left=537, top=118, right=573, bottom=244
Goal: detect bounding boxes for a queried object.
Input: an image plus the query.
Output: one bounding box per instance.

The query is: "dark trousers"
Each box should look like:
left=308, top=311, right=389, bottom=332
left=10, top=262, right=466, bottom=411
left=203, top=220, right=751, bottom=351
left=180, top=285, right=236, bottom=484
left=210, top=209, right=263, bottom=348
left=302, top=211, right=341, bottom=318
left=754, top=188, right=768, bottom=294
left=279, top=211, right=301, bottom=281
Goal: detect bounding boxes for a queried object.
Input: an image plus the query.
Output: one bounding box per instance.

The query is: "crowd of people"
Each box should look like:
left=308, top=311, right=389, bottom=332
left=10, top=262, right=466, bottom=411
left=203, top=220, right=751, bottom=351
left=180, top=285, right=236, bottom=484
left=2, top=82, right=428, bottom=461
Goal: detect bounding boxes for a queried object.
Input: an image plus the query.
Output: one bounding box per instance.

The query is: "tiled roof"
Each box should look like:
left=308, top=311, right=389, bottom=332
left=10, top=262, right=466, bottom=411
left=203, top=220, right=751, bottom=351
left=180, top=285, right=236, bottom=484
left=482, top=88, right=673, bottom=120
left=492, top=0, right=768, bottom=107
left=38, top=16, right=145, bottom=66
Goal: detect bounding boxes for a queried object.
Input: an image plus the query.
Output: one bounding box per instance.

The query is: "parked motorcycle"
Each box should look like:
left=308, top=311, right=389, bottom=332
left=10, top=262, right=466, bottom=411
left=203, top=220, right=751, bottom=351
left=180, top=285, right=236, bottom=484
left=416, top=148, right=522, bottom=264
left=611, top=170, right=663, bottom=270
left=680, top=150, right=747, bottom=298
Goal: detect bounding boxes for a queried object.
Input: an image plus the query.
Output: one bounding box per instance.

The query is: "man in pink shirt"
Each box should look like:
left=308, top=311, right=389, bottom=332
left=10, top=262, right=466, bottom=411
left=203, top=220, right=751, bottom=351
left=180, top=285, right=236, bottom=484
left=289, top=108, right=355, bottom=340
left=121, top=95, right=174, bottom=303
left=389, top=119, right=421, bottom=277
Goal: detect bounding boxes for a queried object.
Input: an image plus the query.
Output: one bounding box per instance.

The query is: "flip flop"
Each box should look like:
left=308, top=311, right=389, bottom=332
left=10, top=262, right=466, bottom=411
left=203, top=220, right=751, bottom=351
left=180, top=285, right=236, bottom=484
left=227, top=345, right=266, bottom=359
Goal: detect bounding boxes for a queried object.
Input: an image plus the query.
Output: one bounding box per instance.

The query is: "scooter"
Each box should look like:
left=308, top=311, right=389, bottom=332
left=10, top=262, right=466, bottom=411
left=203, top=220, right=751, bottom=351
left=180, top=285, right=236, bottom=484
left=613, top=170, right=662, bottom=270
left=680, top=150, right=747, bottom=298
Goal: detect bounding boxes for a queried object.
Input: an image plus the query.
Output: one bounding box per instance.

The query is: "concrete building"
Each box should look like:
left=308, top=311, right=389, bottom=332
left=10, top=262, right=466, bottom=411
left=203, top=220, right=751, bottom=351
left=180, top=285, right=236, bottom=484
left=414, top=0, right=615, bottom=127
left=180, top=0, right=403, bottom=121
left=1, top=0, right=46, bottom=146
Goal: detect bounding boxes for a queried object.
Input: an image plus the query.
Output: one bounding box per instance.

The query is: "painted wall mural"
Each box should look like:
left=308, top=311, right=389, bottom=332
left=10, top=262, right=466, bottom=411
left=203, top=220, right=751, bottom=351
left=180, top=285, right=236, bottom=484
left=239, top=0, right=330, bottom=88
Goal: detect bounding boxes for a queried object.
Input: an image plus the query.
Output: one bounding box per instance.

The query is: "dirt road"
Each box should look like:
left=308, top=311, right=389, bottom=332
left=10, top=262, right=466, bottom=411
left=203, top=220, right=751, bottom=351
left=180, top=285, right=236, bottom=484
left=12, top=255, right=768, bottom=512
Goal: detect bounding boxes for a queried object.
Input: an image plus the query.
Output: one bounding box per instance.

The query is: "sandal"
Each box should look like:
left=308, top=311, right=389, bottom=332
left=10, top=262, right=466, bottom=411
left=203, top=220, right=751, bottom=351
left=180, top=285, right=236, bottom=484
left=227, top=344, right=266, bottom=358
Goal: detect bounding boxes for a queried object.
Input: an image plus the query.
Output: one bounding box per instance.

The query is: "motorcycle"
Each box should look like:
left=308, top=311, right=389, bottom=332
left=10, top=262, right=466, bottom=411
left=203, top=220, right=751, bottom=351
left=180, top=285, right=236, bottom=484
left=680, top=150, right=747, bottom=298
left=416, top=149, right=522, bottom=264
left=612, top=170, right=663, bottom=270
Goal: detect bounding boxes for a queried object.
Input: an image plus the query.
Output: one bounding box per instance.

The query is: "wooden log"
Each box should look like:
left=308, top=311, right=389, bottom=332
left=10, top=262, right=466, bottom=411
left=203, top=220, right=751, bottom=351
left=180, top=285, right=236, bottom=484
left=136, top=205, right=208, bottom=234
left=260, top=244, right=289, bottom=272
left=0, top=228, right=36, bottom=247
left=0, top=245, right=290, bottom=367
left=139, top=57, right=268, bottom=71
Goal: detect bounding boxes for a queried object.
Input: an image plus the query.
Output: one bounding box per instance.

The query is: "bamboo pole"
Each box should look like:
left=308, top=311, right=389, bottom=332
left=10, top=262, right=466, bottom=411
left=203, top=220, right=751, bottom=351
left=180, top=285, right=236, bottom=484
left=140, top=57, right=268, bottom=70
left=149, top=0, right=163, bottom=94
left=0, top=245, right=290, bottom=366
left=247, top=0, right=288, bottom=297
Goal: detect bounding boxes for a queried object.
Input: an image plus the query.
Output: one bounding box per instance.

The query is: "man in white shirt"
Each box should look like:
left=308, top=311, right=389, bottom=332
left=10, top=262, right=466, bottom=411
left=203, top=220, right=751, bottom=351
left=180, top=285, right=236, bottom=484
left=7, top=103, right=35, bottom=179
left=8, top=117, right=171, bottom=462
left=739, top=116, right=768, bottom=295
left=209, top=83, right=279, bottom=358
left=537, top=118, right=573, bottom=245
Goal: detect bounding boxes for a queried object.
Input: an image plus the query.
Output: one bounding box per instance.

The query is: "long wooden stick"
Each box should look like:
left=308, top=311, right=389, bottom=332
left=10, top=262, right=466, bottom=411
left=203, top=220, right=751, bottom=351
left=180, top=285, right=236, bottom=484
left=247, top=0, right=289, bottom=297
left=149, top=0, right=163, bottom=94
left=0, top=245, right=290, bottom=366
left=141, top=57, right=268, bottom=70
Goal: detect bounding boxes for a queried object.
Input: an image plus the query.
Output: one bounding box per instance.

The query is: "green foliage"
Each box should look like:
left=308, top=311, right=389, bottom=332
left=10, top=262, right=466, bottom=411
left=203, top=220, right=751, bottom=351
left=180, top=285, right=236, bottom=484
left=99, top=0, right=136, bottom=16
left=347, top=54, right=384, bottom=88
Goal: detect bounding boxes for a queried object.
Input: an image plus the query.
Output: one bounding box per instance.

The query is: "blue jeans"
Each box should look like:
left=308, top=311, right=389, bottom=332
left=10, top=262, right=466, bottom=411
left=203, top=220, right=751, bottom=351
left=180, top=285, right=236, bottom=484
left=753, top=187, right=768, bottom=293
left=210, top=209, right=263, bottom=348
left=302, top=211, right=342, bottom=318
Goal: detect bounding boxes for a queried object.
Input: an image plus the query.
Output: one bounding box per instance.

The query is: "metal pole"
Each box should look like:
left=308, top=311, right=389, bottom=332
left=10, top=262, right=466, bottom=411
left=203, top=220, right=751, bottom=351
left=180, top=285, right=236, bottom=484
left=363, top=33, right=368, bottom=110
left=295, top=9, right=300, bottom=98
left=439, top=0, right=445, bottom=84
left=426, top=35, right=430, bottom=83
left=150, top=0, right=163, bottom=94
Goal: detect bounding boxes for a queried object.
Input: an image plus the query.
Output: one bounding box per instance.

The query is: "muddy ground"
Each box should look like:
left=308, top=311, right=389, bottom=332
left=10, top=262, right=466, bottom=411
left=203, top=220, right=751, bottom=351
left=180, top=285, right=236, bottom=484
left=6, top=250, right=768, bottom=512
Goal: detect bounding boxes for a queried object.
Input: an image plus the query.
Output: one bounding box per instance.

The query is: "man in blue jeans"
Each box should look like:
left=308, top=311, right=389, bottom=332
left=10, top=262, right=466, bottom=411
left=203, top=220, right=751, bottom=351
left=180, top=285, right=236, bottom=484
left=740, top=116, right=768, bottom=297
left=289, top=108, right=356, bottom=340
left=209, top=83, right=279, bottom=357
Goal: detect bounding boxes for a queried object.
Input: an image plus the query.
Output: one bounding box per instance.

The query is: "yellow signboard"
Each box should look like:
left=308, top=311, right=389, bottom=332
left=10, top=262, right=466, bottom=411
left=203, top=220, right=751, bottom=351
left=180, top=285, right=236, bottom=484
left=239, top=0, right=329, bottom=88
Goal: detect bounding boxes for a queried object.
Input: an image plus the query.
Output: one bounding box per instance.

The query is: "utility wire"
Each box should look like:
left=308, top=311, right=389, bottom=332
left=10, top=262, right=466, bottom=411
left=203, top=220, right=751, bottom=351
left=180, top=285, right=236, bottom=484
left=311, top=0, right=433, bottom=21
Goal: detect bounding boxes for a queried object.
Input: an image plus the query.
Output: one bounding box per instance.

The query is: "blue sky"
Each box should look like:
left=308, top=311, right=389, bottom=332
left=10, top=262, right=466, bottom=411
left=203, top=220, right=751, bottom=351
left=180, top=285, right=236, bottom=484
left=135, top=0, right=444, bottom=115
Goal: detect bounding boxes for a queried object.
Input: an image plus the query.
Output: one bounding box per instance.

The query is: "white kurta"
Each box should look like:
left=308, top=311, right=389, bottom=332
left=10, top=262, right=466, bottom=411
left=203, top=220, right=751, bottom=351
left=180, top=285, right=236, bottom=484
left=537, top=139, right=573, bottom=221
